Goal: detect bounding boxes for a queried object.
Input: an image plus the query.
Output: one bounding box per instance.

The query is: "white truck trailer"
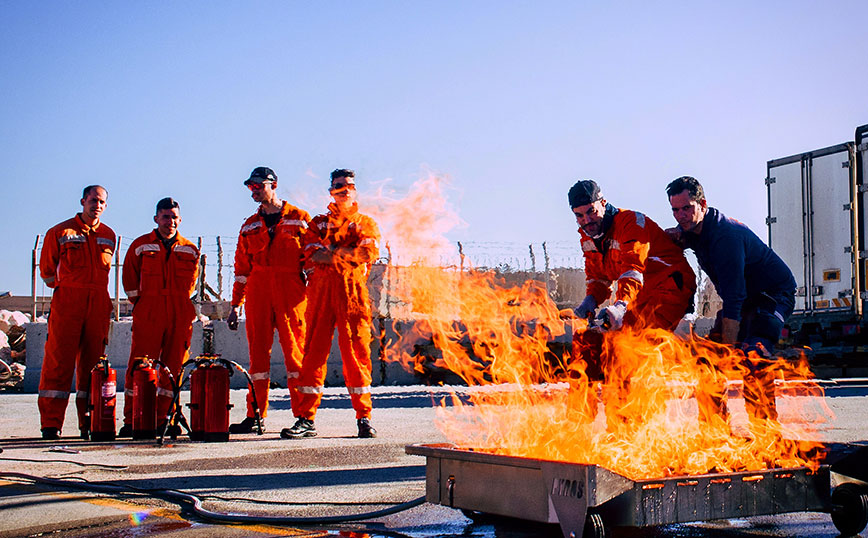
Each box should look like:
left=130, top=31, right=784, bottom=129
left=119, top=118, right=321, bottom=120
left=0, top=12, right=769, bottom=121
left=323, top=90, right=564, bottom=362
left=767, top=123, right=868, bottom=359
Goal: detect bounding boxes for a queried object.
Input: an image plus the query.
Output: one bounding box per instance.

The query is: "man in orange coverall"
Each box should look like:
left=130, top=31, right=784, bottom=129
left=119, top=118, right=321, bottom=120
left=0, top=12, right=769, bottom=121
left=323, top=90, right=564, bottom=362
left=227, top=166, right=312, bottom=434
left=281, top=169, right=381, bottom=439
left=570, top=179, right=696, bottom=333
left=118, top=197, right=200, bottom=438
left=568, top=180, right=695, bottom=423
left=38, top=185, right=116, bottom=440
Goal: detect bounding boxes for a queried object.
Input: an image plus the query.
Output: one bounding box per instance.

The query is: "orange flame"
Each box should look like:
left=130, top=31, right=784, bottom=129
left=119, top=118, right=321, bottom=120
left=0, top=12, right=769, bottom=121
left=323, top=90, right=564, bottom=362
left=361, top=174, right=833, bottom=481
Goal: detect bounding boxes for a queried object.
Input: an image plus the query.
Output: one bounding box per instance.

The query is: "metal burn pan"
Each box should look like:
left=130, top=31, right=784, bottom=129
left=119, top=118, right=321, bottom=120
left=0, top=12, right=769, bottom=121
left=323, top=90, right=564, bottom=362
left=405, top=443, right=863, bottom=538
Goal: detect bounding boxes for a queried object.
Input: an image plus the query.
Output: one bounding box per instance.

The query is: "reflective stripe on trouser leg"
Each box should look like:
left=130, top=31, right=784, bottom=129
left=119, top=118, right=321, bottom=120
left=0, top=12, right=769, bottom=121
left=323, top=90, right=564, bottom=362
left=38, top=287, right=109, bottom=430
left=296, top=290, right=337, bottom=420
left=37, top=390, right=70, bottom=431
left=245, top=278, right=291, bottom=418
left=155, top=304, right=193, bottom=423
left=274, top=291, right=305, bottom=419
left=337, top=311, right=374, bottom=420
left=76, top=292, right=111, bottom=431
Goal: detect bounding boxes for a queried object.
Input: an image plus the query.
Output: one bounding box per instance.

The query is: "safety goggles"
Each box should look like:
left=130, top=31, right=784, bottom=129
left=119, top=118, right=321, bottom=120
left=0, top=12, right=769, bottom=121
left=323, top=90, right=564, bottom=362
left=247, top=181, right=273, bottom=192
left=329, top=182, right=356, bottom=194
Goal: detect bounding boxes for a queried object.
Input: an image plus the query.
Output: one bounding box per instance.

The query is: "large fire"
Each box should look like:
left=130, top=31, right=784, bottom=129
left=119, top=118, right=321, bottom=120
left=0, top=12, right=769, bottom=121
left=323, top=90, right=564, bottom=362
left=361, top=175, right=833, bottom=481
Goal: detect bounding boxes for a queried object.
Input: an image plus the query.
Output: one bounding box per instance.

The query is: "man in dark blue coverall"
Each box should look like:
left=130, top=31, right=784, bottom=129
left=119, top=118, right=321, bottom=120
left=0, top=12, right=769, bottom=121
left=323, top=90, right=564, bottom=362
left=665, top=176, right=797, bottom=425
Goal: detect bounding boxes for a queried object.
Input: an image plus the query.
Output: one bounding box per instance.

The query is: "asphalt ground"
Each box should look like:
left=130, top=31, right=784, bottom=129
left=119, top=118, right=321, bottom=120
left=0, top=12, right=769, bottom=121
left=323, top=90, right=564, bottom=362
left=1, top=381, right=867, bottom=538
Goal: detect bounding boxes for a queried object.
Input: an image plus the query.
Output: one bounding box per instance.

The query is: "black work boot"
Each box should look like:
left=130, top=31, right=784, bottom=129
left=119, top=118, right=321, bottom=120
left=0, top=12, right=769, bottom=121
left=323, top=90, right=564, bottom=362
left=357, top=418, right=377, bottom=438
left=41, top=427, right=60, bottom=440
left=280, top=417, right=316, bottom=439
left=229, top=416, right=264, bottom=434
left=117, top=424, right=133, bottom=438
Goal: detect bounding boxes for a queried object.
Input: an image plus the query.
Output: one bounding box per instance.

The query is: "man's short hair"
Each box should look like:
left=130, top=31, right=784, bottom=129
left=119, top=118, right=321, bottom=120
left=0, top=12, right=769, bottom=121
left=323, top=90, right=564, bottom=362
left=82, top=185, right=106, bottom=199
left=156, top=197, right=180, bottom=214
left=666, top=176, right=705, bottom=203
left=330, top=169, right=355, bottom=181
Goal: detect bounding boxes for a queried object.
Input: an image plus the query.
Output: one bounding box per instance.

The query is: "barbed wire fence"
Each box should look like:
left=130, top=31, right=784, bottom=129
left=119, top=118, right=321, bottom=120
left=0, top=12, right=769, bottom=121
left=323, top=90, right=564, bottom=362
left=30, top=236, right=590, bottom=320
left=30, top=234, right=722, bottom=323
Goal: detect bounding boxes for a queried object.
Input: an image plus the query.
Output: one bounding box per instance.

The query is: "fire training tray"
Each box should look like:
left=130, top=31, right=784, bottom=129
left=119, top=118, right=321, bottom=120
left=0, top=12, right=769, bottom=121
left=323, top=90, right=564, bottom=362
left=405, top=443, right=850, bottom=538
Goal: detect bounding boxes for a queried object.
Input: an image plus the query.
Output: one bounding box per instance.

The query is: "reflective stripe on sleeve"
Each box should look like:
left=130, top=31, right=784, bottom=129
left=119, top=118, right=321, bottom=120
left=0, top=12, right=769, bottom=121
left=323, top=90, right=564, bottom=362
left=635, top=212, right=646, bottom=228
left=127, top=289, right=139, bottom=298
left=39, top=389, right=69, bottom=399
left=610, top=240, right=621, bottom=250
left=305, top=243, right=325, bottom=252
left=156, top=387, right=175, bottom=398
left=648, top=256, right=671, bottom=267
left=235, top=275, right=247, bottom=284
left=43, top=276, right=56, bottom=285
left=96, top=237, right=115, bottom=248
left=280, top=219, right=308, bottom=228
left=581, top=240, right=597, bottom=253
left=76, top=390, right=89, bottom=399
left=298, top=385, right=324, bottom=394
left=287, top=371, right=300, bottom=379
left=250, top=372, right=270, bottom=381
left=618, top=270, right=644, bottom=284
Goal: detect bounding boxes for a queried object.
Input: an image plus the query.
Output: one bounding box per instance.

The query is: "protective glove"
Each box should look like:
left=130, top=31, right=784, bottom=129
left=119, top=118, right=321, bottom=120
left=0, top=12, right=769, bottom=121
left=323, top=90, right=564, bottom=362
left=597, top=300, right=628, bottom=330
left=227, top=306, right=239, bottom=331
left=574, top=296, right=598, bottom=320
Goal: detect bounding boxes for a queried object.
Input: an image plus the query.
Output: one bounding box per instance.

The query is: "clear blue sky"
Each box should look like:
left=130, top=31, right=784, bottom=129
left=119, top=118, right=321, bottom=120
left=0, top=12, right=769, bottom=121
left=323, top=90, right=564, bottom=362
left=2, top=2, right=866, bottom=296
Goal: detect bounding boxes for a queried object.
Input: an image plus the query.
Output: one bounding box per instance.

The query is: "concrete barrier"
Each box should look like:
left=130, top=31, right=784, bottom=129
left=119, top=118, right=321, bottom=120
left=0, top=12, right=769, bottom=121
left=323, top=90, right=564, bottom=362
left=23, top=318, right=423, bottom=393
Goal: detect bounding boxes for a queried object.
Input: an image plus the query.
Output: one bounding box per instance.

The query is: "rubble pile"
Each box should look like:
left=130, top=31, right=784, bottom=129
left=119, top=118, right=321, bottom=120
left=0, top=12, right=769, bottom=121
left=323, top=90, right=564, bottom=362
left=0, top=309, right=28, bottom=390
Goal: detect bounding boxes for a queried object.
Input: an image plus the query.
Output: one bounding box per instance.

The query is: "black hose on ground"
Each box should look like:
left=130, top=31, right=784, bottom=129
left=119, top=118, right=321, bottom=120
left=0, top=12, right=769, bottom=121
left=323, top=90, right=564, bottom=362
left=0, top=471, right=427, bottom=525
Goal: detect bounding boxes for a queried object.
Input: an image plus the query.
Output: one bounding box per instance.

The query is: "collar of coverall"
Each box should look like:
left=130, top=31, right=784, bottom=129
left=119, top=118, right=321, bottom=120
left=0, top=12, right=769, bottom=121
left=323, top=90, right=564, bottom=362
left=328, top=201, right=359, bottom=216
left=75, top=213, right=101, bottom=232
left=588, top=203, right=619, bottom=241
left=258, top=200, right=288, bottom=217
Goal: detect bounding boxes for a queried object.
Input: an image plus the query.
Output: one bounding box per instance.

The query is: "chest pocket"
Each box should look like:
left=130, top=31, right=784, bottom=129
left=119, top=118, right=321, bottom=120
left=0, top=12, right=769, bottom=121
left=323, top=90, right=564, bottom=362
left=173, top=251, right=198, bottom=285
left=141, top=250, right=163, bottom=274
left=137, top=250, right=163, bottom=291
left=60, top=241, right=87, bottom=270
left=243, top=227, right=269, bottom=255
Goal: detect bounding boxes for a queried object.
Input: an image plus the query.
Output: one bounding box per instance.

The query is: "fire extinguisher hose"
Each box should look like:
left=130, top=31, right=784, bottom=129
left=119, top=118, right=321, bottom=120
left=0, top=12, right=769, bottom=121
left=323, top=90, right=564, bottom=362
left=0, top=471, right=426, bottom=525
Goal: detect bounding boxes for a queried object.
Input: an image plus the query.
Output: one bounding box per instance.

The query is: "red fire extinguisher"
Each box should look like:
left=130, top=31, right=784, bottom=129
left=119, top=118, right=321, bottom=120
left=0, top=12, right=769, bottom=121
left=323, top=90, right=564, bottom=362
left=89, top=357, right=116, bottom=441
left=187, top=363, right=208, bottom=441
left=130, top=357, right=158, bottom=440
left=187, top=357, right=234, bottom=442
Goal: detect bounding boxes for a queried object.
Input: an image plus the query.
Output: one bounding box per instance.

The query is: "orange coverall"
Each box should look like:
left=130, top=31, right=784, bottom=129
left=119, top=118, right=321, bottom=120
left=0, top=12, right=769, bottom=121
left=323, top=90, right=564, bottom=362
left=295, top=202, right=380, bottom=420
left=233, top=202, right=311, bottom=418
left=581, top=209, right=696, bottom=331
left=38, top=215, right=116, bottom=431
left=122, top=231, right=200, bottom=425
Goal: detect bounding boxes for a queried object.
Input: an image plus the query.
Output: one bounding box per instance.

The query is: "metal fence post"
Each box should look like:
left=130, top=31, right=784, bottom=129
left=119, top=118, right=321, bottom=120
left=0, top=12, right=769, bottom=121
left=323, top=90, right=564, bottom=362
left=31, top=234, right=41, bottom=320
left=114, top=235, right=122, bottom=321
left=216, top=236, right=223, bottom=300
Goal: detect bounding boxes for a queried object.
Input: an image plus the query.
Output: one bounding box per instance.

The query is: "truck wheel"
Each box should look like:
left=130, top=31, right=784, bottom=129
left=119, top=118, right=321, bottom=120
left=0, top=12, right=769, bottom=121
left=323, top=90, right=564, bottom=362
left=583, top=511, right=607, bottom=538
left=831, top=482, right=868, bottom=537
